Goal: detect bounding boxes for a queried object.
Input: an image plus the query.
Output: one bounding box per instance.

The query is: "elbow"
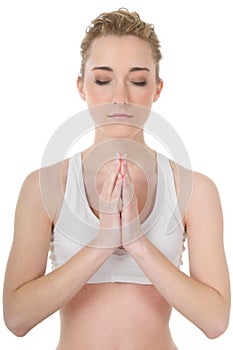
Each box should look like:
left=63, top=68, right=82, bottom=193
left=10, top=328, right=28, bottom=338
left=5, top=320, right=29, bottom=337
left=203, top=315, right=230, bottom=339
left=4, top=313, right=30, bottom=337
left=205, top=327, right=227, bottom=340
left=3, top=291, right=33, bottom=337
left=202, top=295, right=231, bottom=339
left=5, top=321, right=29, bottom=338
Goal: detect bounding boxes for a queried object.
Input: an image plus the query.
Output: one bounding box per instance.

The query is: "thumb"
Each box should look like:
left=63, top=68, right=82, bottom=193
left=122, top=174, right=134, bottom=210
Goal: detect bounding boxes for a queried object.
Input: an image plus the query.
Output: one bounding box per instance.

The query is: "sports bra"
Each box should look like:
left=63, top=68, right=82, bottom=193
left=49, top=152, right=186, bottom=285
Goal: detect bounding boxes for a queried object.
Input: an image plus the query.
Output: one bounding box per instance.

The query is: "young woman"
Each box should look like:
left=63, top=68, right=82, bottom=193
left=3, top=8, right=230, bottom=350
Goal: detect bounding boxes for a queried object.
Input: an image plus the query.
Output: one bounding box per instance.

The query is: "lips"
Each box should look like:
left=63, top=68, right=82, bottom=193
left=107, top=113, right=133, bottom=120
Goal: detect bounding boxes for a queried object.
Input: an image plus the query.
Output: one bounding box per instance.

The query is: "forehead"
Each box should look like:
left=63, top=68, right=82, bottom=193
left=86, top=35, right=155, bottom=71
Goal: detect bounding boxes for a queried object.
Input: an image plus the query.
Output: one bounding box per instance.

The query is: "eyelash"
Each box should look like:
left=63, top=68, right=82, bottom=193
left=94, top=80, right=110, bottom=86
left=132, top=81, right=147, bottom=86
left=94, top=80, right=147, bottom=87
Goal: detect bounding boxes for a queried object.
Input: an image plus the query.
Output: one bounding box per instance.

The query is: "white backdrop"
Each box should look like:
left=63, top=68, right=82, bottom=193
left=0, top=0, right=232, bottom=349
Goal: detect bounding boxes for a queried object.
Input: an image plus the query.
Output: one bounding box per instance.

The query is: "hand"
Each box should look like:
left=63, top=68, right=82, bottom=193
left=92, top=156, right=123, bottom=249
left=120, top=156, right=143, bottom=249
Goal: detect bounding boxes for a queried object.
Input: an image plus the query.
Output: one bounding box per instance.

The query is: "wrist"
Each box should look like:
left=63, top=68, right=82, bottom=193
left=89, top=228, right=120, bottom=252
left=123, top=234, right=149, bottom=256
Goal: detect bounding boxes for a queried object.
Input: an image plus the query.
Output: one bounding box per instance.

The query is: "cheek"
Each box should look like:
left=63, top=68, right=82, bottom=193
left=133, top=89, right=155, bottom=106
left=85, top=83, right=112, bottom=105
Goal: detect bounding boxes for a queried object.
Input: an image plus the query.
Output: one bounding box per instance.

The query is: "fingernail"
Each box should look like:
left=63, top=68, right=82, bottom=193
left=123, top=153, right=127, bottom=159
left=114, top=153, right=120, bottom=165
left=115, top=152, right=120, bottom=159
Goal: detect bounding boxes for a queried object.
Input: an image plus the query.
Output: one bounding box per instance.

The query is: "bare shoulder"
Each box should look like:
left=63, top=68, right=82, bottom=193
left=20, top=158, right=69, bottom=224
left=190, top=170, right=219, bottom=197
left=168, top=158, right=221, bottom=228
left=186, top=172, right=223, bottom=227
left=169, top=158, right=219, bottom=191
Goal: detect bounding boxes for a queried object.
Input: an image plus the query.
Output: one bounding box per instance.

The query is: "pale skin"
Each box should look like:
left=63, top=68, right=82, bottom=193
left=3, top=36, right=231, bottom=349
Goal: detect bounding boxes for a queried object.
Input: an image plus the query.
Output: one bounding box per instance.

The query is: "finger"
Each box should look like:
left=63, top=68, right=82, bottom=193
left=122, top=175, right=140, bottom=230
left=99, top=173, right=122, bottom=216
left=112, top=173, right=123, bottom=203
left=122, top=174, right=134, bottom=209
left=120, top=153, right=127, bottom=177
left=100, top=156, right=121, bottom=199
left=122, top=154, right=133, bottom=182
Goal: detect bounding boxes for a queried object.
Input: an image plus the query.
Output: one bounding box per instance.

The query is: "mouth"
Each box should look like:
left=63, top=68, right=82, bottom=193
left=107, top=113, right=133, bottom=120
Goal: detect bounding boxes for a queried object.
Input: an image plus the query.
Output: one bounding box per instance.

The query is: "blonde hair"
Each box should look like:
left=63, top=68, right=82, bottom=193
left=80, top=8, right=162, bottom=83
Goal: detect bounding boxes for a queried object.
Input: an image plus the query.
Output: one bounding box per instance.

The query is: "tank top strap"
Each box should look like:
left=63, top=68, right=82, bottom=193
left=157, top=153, right=177, bottom=206
left=157, top=153, right=183, bottom=234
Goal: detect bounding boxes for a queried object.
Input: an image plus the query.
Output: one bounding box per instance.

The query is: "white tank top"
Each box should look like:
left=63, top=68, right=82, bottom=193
left=50, top=152, right=186, bottom=284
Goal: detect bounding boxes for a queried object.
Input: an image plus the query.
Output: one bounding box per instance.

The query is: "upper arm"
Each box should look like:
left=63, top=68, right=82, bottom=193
left=185, top=172, right=230, bottom=302
left=4, top=169, right=53, bottom=298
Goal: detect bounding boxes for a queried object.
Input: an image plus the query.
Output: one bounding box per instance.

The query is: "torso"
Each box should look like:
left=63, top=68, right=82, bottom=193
left=54, top=150, right=182, bottom=350
left=57, top=284, right=177, bottom=350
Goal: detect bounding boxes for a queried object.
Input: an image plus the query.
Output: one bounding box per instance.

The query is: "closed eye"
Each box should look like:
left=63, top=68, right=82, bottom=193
left=94, top=80, right=111, bottom=86
left=131, top=81, right=147, bottom=86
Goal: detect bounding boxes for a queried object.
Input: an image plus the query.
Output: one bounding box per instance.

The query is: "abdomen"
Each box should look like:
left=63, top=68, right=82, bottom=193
left=57, top=283, right=175, bottom=350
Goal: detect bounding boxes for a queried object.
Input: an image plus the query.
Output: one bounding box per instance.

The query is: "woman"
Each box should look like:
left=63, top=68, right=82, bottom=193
left=3, top=8, right=230, bottom=350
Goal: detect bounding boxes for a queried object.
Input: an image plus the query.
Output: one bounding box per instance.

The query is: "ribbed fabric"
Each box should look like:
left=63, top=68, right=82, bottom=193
left=50, top=152, right=186, bottom=284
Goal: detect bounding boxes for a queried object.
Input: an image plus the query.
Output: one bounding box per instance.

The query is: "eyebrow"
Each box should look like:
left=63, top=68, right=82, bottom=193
left=91, top=66, right=150, bottom=72
left=91, top=66, right=113, bottom=72
left=129, top=67, right=150, bottom=72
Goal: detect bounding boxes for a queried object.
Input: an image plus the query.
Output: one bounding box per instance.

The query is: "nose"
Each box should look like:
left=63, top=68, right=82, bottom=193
left=113, top=82, right=129, bottom=104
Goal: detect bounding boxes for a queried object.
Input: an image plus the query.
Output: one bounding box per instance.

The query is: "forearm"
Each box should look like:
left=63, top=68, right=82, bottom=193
left=127, top=237, right=229, bottom=338
left=4, top=244, right=113, bottom=336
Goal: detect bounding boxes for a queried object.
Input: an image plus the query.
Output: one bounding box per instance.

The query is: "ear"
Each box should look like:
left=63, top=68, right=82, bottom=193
left=153, top=79, right=163, bottom=103
left=77, top=76, right=86, bottom=101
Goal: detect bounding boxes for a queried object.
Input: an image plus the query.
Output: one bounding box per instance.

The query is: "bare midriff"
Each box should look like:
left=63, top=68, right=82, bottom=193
left=56, top=283, right=178, bottom=350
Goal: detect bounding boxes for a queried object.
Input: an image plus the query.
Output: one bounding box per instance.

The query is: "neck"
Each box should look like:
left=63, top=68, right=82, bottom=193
left=94, top=126, right=147, bottom=150
left=83, top=127, right=155, bottom=166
